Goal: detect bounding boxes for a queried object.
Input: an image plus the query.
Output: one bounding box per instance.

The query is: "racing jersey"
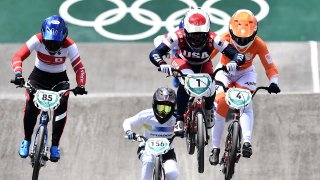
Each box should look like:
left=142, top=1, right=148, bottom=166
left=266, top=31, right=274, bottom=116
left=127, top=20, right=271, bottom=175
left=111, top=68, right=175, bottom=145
left=11, top=33, right=86, bottom=87
left=210, top=32, right=279, bottom=81
left=149, top=29, right=243, bottom=67
left=123, top=109, right=175, bottom=146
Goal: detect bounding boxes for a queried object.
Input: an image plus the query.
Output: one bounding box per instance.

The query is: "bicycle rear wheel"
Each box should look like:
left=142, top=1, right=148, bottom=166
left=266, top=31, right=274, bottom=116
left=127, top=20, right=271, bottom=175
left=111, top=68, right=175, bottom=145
left=32, top=126, right=46, bottom=180
left=196, top=112, right=205, bottom=173
left=225, top=122, right=240, bottom=180
left=153, top=157, right=165, bottom=180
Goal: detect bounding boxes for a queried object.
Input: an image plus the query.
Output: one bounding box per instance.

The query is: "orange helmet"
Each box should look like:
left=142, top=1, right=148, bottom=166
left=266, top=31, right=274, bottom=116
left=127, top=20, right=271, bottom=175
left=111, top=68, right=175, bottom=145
left=229, top=9, right=258, bottom=47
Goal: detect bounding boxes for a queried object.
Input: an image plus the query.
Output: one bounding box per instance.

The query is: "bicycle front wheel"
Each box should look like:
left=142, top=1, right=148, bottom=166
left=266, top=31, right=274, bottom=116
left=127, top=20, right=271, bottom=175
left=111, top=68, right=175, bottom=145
left=32, top=126, right=46, bottom=180
left=225, top=122, right=240, bottom=180
left=153, top=157, right=165, bottom=180
left=196, top=112, right=205, bottom=173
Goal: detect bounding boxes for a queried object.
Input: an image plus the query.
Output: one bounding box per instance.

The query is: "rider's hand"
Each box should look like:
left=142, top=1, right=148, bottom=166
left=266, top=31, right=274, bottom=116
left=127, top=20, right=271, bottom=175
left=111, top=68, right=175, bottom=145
left=13, top=72, right=25, bottom=87
left=73, top=86, right=87, bottom=96
left=268, top=83, right=281, bottom=94
left=226, top=61, right=238, bottom=72
left=159, top=64, right=173, bottom=76
left=126, top=130, right=136, bottom=140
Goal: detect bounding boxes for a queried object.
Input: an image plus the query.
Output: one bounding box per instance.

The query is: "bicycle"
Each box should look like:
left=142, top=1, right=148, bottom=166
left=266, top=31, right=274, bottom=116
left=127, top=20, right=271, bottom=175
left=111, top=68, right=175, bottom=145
left=216, top=83, right=269, bottom=180
left=125, top=134, right=176, bottom=180
left=11, top=80, right=87, bottom=180
left=159, top=66, right=227, bottom=173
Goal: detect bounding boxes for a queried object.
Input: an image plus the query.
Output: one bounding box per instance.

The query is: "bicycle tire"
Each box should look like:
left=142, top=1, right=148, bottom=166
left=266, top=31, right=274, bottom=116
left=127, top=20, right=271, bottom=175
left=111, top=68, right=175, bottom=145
left=225, top=122, right=240, bottom=180
left=32, top=126, right=45, bottom=180
left=196, top=112, right=205, bottom=173
left=186, top=132, right=195, bottom=155
left=153, top=157, right=164, bottom=180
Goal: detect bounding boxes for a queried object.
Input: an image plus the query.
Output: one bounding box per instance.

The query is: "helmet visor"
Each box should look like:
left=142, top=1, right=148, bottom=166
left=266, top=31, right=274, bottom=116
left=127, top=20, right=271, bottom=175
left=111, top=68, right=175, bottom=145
left=43, top=40, right=62, bottom=54
left=186, top=32, right=208, bottom=48
left=156, top=105, right=172, bottom=116
left=232, top=35, right=253, bottom=46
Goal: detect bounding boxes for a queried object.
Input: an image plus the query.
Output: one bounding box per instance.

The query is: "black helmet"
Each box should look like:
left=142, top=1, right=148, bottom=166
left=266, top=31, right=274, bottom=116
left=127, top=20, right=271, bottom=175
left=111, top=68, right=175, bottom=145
left=152, top=87, right=176, bottom=124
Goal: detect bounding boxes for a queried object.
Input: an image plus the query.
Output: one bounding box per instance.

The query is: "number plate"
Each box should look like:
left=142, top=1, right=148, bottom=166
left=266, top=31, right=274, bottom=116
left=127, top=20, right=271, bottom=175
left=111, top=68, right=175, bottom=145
left=34, top=90, right=60, bottom=111
left=225, top=88, right=252, bottom=109
left=185, top=74, right=212, bottom=97
left=145, top=138, right=170, bottom=156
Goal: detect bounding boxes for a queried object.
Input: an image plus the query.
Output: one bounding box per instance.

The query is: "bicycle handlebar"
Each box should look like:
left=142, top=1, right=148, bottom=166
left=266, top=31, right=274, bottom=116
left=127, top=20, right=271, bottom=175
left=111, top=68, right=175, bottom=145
left=252, top=86, right=269, bottom=98
left=125, top=134, right=176, bottom=144
left=157, top=65, right=228, bottom=81
left=10, top=80, right=88, bottom=96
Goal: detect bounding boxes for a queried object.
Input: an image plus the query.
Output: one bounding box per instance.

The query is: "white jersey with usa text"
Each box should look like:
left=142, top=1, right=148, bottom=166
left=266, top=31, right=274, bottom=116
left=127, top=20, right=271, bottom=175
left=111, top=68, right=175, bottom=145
left=123, top=109, right=176, bottom=146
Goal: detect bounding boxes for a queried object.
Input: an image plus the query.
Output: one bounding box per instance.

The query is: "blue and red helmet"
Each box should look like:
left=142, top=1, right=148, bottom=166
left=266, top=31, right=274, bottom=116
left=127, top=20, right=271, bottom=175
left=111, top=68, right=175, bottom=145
left=41, top=15, right=68, bottom=55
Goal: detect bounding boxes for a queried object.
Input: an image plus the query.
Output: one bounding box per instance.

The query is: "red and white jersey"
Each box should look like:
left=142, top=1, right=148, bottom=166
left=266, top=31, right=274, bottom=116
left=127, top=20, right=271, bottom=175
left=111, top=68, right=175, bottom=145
left=11, top=33, right=86, bottom=87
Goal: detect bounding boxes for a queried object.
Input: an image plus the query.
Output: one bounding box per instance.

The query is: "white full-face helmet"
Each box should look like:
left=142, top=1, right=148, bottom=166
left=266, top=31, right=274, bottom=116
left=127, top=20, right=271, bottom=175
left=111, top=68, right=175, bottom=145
left=183, top=8, right=211, bottom=51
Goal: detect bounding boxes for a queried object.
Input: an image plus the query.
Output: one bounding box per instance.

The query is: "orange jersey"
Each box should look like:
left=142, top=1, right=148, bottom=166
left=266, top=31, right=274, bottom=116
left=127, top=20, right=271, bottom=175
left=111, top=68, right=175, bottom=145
left=211, top=32, right=279, bottom=80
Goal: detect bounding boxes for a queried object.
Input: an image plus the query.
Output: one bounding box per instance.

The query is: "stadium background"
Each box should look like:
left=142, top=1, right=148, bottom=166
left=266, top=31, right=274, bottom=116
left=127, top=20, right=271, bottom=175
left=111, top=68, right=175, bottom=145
left=0, top=0, right=319, bottom=180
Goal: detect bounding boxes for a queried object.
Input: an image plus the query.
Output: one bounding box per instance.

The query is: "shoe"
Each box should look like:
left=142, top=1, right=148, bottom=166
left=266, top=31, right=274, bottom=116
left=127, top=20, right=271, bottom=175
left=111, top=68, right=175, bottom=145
left=50, top=146, right=60, bottom=162
left=205, top=109, right=215, bottom=128
left=18, top=140, right=31, bottom=158
left=242, top=142, right=252, bottom=158
left=174, top=120, right=184, bottom=136
left=209, top=148, right=220, bottom=165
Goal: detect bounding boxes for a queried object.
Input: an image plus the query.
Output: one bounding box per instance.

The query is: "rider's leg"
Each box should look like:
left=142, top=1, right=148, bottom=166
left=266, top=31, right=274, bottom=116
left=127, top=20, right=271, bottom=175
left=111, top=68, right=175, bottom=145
left=163, top=149, right=179, bottom=180
left=50, top=93, right=69, bottom=161
left=209, top=66, right=231, bottom=165
left=19, top=88, right=40, bottom=158
left=240, top=102, right=254, bottom=158
left=175, top=84, right=190, bottom=133
left=164, top=160, right=179, bottom=180
left=171, top=57, right=193, bottom=134
left=139, top=148, right=155, bottom=180
left=209, top=92, right=229, bottom=165
left=235, top=68, right=257, bottom=158
left=23, top=89, right=40, bottom=141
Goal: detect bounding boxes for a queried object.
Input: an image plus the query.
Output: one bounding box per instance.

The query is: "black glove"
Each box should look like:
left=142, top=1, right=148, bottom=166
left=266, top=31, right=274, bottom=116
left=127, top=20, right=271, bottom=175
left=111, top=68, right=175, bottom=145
left=268, top=83, right=281, bottom=94
left=233, top=53, right=246, bottom=66
left=13, top=72, right=25, bottom=87
left=126, top=130, right=136, bottom=140
left=73, top=86, right=87, bottom=96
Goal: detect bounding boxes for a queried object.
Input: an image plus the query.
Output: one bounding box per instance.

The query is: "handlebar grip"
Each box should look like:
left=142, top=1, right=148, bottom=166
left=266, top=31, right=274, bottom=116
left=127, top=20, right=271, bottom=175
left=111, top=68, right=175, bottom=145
left=10, top=79, right=15, bottom=83
left=157, top=67, right=161, bottom=71
left=84, top=91, right=88, bottom=94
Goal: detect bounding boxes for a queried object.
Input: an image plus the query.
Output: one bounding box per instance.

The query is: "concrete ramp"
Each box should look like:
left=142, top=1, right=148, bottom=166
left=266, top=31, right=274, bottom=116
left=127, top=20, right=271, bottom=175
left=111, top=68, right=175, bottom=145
left=1, top=93, right=320, bottom=180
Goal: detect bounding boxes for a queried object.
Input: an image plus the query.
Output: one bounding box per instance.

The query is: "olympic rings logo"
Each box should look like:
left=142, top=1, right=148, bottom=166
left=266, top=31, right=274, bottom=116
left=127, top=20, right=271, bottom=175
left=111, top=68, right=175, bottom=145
left=59, top=0, right=269, bottom=41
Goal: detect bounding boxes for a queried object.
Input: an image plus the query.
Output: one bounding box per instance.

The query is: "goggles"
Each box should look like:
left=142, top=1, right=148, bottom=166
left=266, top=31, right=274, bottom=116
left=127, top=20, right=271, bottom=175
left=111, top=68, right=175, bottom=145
left=156, top=105, right=172, bottom=115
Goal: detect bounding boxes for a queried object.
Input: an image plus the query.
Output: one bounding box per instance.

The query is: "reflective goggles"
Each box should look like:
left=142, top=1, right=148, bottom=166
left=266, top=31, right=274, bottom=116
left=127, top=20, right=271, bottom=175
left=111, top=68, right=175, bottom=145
left=156, top=105, right=172, bottom=115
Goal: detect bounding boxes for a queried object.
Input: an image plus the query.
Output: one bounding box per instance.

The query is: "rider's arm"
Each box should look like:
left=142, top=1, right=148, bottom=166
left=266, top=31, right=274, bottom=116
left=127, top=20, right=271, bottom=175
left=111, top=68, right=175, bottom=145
left=212, top=33, right=245, bottom=66
left=149, top=43, right=171, bottom=67
left=66, top=38, right=87, bottom=87
left=149, top=31, right=179, bottom=67
left=256, top=37, right=279, bottom=84
left=11, top=34, right=40, bottom=74
left=123, top=110, right=145, bottom=133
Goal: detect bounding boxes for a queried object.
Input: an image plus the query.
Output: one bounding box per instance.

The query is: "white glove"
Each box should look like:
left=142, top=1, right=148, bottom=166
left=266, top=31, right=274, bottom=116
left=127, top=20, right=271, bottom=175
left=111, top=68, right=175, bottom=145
left=226, top=61, right=238, bottom=72
left=159, top=64, right=173, bottom=76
